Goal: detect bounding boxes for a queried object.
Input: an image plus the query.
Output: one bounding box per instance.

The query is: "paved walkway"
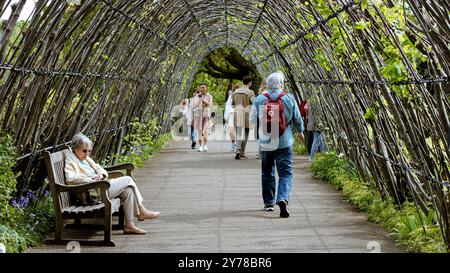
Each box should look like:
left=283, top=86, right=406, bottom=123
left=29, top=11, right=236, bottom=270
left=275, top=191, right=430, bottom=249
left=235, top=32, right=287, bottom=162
left=26, top=139, right=402, bottom=253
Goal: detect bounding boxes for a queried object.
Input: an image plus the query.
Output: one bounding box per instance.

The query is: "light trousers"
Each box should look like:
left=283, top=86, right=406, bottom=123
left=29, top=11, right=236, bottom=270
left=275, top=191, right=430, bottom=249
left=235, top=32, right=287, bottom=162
left=108, top=176, right=144, bottom=225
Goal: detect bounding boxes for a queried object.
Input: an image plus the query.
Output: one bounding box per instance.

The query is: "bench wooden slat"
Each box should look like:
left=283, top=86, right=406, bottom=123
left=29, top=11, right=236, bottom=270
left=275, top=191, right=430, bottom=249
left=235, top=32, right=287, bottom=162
left=63, top=206, right=78, bottom=213
left=62, top=198, right=121, bottom=214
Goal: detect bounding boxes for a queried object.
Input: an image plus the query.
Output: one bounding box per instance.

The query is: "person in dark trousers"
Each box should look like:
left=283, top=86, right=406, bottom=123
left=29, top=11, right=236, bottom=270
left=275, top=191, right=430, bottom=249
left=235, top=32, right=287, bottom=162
left=250, top=72, right=304, bottom=217
left=232, top=75, right=255, bottom=159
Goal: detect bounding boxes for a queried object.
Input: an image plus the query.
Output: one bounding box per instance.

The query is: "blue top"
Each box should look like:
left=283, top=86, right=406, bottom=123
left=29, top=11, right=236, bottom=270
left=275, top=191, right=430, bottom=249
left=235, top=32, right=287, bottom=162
left=80, top=160, right=96, bottom=177
left=250, top=89, right=304, bottom=150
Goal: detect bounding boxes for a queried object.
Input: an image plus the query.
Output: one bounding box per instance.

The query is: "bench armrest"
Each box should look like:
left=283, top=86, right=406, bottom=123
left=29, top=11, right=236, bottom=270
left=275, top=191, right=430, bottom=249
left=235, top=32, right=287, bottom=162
left=104, top=163, right=135, bottom=176
left=107, top=170, right=124, bottom=179
left=56, top=180, right=110, bottom=193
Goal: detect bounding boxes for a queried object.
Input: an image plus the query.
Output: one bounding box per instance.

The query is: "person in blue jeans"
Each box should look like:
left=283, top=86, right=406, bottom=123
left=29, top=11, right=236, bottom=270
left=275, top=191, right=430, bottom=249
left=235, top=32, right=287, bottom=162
left=309, top=130, right=326, bottom=160
left=250, top=72, right=304, bottom=218
left=306, top=101, right=327, bottom=161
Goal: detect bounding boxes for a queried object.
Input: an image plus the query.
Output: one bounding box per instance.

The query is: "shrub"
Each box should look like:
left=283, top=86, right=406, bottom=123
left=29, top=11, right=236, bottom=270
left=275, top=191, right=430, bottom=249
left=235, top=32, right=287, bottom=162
left=0, top=130, right=55, bottom=252
left=311, top=151, right=447, bottom=252
left=0, top=225, right=27, bottom=253
left=0, top=131, right=18, bottom=222
left=117, top=118, right=172, bottom=167
left=0, top=189, right=55, bottom=253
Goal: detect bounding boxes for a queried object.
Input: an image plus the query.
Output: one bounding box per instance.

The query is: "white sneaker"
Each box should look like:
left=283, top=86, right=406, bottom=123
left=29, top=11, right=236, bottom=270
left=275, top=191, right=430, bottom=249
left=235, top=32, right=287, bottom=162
left=203, top=145, right=208, bottom=152
left=198, top=146, right=204, bottom=152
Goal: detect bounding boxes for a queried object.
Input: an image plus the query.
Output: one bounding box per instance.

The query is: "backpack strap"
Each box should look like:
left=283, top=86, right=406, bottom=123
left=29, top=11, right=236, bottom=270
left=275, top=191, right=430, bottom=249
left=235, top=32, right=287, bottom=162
left=262, top=91, right=286, bottom=100
left=277, top=92, right=286, bottom=100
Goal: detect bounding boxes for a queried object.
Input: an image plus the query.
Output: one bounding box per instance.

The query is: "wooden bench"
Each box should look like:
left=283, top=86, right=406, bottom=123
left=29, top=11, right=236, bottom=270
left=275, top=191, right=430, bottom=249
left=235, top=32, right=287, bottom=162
left=44, top=149, right=134, bottom=246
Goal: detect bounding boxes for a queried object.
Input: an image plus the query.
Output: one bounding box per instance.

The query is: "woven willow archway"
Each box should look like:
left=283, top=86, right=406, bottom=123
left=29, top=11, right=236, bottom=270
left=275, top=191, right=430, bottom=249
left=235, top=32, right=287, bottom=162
left=0, top=0, right=448, bottom=248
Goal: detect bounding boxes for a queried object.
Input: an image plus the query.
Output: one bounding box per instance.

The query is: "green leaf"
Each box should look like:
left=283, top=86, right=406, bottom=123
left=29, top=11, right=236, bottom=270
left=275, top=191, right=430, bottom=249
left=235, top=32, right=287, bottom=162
left=361, top=0, right=368, bottom=11
left=304, top=33, right=316, bottom=40
left=355, top=19, right=370, bottom=30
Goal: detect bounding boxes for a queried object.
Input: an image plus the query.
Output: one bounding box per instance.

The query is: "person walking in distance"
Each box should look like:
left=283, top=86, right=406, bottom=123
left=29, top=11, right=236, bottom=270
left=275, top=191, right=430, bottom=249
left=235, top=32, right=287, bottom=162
left=193, top=83, right=213, bottom=152
left=224, top=83, right=241, bottom=152
left=232, top=76, right=255, bottom=159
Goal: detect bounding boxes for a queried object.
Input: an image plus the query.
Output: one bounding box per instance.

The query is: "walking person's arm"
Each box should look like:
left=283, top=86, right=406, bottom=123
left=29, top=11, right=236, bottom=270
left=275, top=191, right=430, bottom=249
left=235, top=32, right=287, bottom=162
left=249, top=91, right=256, bottom=104
left=249, top=103, right=258, bottom=125
left=290, top=96, right=305, bottom=143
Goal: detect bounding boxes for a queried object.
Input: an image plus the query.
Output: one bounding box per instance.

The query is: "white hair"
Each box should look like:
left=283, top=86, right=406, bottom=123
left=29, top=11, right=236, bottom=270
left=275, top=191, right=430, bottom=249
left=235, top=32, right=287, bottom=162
left=71, top=133, right=93, bottom=150
left=266, top=72, right=285, bottom=89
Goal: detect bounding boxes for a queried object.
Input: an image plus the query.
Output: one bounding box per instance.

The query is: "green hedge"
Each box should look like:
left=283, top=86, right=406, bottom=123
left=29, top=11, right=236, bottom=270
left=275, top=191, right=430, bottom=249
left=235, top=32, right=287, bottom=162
left=0, top=130, right=54, bottom=253
left=114, top=118, right=173, bottom=167
left=311, top=151, right=447, bottom=253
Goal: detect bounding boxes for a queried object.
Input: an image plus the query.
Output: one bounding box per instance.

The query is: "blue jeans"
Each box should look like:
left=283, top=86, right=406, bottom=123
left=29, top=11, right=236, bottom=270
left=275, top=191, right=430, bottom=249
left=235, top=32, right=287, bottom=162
left=310, top=130, right=325, bottom=159
left=261, top=145, right=294, bottom=206
left=190, top=126, right=197, bottom=142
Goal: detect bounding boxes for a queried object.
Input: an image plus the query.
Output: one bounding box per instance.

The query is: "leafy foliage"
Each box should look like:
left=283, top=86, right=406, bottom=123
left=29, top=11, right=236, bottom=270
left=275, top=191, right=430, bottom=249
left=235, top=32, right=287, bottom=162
left=116, top=118, right=172, bottom=167
left=191, top=47, right=262, bottom=108
left=0, top=130, right=54, bottom=253
left=0, top=131, right=19, bottom=222
left=311, top=152, right=447, bottom=252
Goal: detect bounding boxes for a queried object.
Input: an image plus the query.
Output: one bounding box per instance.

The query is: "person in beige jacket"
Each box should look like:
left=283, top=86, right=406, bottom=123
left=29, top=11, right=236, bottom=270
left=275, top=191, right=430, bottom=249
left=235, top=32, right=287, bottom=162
left=232, top=75, right=255, bottom=159
left=65, top=133, right=160, bottom=234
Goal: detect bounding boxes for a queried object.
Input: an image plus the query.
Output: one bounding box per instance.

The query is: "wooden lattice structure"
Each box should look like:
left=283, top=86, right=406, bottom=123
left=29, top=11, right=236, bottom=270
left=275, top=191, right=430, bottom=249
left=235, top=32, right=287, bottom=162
left=0, top=0, right=448, bottom=248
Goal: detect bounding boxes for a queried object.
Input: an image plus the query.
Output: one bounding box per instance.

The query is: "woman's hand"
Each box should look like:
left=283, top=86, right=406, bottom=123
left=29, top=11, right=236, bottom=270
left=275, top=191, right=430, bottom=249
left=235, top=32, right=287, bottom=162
left=92, top=174, right=104, bottom=181
left=298, top=132, right=305, bottom=144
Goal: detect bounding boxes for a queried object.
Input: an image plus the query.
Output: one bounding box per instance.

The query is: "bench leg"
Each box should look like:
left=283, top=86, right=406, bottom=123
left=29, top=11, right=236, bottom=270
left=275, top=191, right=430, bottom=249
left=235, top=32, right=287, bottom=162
left=104, top=211, right=113, bottom=245
left=55, top=214, right=63, bottom=241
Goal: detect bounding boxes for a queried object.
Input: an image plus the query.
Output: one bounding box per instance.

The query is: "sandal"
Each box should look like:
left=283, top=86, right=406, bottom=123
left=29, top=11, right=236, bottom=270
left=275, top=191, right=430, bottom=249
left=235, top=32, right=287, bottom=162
left=123, top=226, right=146, bottom=235
left=137, top=211, right=160, bottom=221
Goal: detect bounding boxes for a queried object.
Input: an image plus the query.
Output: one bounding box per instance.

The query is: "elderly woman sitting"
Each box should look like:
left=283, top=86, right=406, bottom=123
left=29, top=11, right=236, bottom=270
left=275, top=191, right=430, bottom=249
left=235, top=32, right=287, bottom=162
left=64, top=133, right=160, bottom=234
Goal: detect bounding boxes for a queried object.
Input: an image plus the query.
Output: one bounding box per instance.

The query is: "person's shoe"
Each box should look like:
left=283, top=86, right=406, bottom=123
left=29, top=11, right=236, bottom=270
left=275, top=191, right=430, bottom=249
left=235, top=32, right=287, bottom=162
left=123, top=226, right=146, bottom=235
left=198, top=146, right=204, bottom=152
left=264, top=205, right=274, bottom=211
left=278, top=200, right=289, bottom=218
left=203, top=145, right=208, bottom=152
left=240, top=154, right=247, bottom=159
left=191, top=141, right=196, bottom=149
left=137, top=211, right=160, bottom=221
left=235, top=152, right=241, bottom=160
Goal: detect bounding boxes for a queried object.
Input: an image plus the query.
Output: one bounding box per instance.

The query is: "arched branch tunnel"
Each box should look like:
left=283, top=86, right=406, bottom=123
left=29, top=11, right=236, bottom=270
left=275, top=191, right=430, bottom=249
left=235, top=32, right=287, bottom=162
left=0, top=0, right=449, bottom=248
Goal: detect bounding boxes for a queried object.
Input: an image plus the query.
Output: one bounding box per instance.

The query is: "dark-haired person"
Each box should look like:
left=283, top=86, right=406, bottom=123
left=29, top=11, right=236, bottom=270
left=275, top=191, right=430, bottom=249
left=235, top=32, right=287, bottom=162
left=232, top=75, right=255, bottom=159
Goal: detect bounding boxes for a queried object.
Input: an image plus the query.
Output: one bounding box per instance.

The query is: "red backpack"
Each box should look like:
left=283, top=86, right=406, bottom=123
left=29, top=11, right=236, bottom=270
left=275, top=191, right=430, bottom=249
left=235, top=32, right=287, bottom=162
left=262, top=92, right=287, bottom=137
left=300, top=100, right=308, bottom=118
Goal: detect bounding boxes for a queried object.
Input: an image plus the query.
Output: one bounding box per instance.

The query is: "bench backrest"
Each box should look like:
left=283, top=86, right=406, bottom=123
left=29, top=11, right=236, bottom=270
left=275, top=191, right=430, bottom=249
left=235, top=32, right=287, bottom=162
left=44, top=149, right=71, bottom=212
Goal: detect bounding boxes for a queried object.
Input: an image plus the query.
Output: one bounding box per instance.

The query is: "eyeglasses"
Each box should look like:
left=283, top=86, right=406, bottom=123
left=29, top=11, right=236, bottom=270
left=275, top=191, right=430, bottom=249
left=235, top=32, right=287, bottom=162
left=82, top=149, right=92, bottom=153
